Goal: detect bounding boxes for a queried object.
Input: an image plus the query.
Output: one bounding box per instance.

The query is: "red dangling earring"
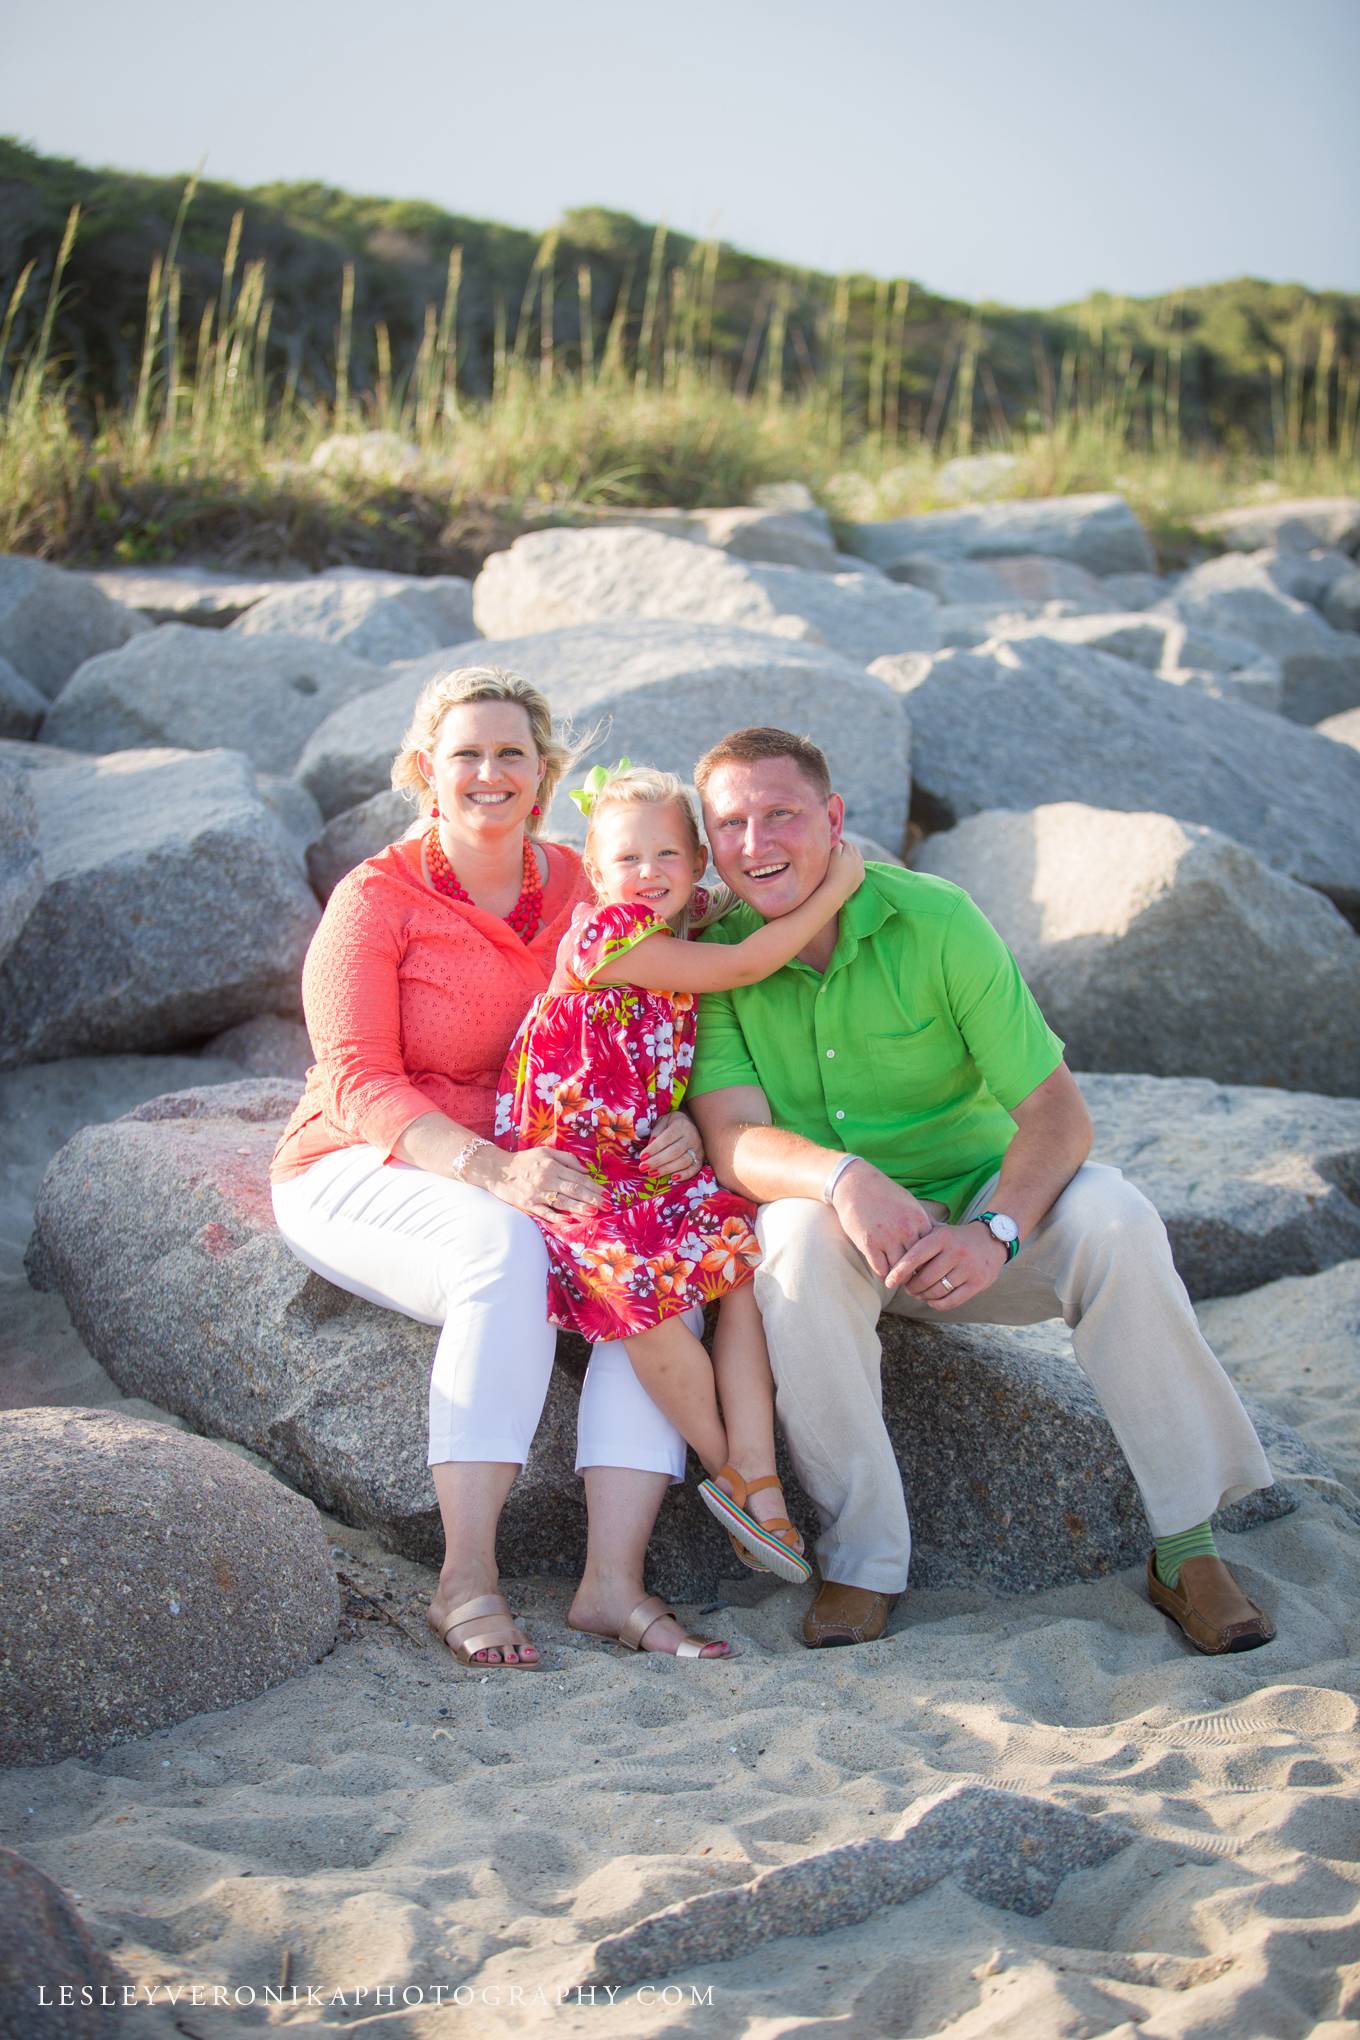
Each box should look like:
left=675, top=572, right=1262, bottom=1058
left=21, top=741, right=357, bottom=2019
left=430, top=801, right=440, bottom=819
left=530, top=804, right=542, bottom=817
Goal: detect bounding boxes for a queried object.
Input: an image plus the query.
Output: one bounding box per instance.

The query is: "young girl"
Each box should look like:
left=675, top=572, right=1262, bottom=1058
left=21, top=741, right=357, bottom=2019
left=495, top=765, right=864, bottom=1585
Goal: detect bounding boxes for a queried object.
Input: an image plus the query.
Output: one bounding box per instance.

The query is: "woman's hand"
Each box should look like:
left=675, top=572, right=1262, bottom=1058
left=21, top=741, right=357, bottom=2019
left=640, top=1110, right=704, bottom=1182
left=470, top=1144, right=604, bottom=1222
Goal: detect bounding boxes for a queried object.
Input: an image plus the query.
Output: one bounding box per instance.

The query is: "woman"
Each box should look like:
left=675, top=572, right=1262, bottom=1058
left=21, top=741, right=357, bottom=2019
left=271, top=665, right=730, bottom=1665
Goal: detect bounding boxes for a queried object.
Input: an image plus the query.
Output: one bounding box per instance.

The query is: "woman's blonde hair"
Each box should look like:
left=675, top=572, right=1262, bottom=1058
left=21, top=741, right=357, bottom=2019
left=391, top=665, right=572, bottom=835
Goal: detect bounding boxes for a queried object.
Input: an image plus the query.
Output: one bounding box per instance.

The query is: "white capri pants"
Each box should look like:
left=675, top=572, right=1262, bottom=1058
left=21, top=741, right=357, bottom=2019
left=271, top=1144, right=690, bottom=1476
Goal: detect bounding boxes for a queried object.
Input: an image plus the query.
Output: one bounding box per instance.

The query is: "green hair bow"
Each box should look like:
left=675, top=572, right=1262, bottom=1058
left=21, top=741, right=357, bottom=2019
left=568, top=757, right=633, bottom=817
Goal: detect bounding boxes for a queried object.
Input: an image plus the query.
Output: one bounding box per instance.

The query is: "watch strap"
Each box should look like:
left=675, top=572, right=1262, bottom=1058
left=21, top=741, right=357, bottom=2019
left=974, top=1210, right=1021, bottom=1261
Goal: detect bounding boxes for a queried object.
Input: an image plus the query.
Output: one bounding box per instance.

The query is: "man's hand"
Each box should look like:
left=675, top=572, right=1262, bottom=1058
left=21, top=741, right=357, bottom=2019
left=887, top=1221, right=1008, bottom=1310
left=831, top=1161, right=937, bottom=1280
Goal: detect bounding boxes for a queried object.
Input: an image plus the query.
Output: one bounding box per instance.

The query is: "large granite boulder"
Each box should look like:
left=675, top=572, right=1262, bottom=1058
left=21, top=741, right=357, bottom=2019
left=590, top=503, right=839, bottom=573
left=41, top=624, right=382, bottom=776
left=914, top=805, right=1360, bottom=1095
left=1197, top=1262, right=1360, bottom=1490
left=1318, top=706, right=1360, bottom=752
left=0, top=1849, right=130, bottom=2036
left=26, top=1080, right=1309, bottom=1599
left=847, top=493, right=1156, bottom=578
left=295, top=620, right=913, bottom=850
left=0, top=758, right=42, bottom=969
left=979, top=609, right=1284, bottom=708
left=874, top=637, right=1360, bottom=915
left=200, top=1014, right=314, bottom=1079
left=1078, top=1072, right=1360, bottom=1299
left=0, top=652, right=47, bottom=739
left=231, top=571, right=476, bottom=663
left=472, top=526, right=940, bottom=665
left=85, top=563, right=297, bottom=627
left=0, top=746, right=319, bottom=1066
left=306, top=787, right=416, bottom=898
left=1159, top=551, right=1360, bottom=723
left=0, top=555, right=149, bottom=698
left=1190, top=498, right=1360, bottom=555
left=0, top=1405, right=338, bottom=1765
left=1322, top=568, right=1360, bottom=634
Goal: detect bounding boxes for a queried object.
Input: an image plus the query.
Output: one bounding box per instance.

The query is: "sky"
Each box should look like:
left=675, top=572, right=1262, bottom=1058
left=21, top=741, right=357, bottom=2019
left=6, top=0, right=1358, bottom=305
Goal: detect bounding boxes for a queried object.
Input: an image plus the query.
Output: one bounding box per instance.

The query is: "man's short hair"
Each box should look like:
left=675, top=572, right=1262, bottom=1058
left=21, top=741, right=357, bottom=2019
left=693, top=727, right=832, bottom=801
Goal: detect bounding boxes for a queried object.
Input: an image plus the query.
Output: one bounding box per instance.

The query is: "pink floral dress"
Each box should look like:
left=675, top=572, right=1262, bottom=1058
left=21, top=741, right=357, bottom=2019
left=494, top=900, right=761, bottom=1341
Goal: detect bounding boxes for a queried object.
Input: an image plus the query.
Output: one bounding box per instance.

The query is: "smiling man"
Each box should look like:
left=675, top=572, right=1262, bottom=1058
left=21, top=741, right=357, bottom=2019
left=687, top=726, right=1277, bottom=1655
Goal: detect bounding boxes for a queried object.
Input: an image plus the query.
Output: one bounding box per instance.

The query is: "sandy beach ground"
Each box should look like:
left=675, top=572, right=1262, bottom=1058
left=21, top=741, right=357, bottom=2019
left=3, top=1064, right=1359, bottom=2036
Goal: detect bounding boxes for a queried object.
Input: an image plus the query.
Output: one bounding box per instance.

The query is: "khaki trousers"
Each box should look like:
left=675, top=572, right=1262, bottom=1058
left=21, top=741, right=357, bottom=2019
left=754, top=1162, right=1274, bottom=1594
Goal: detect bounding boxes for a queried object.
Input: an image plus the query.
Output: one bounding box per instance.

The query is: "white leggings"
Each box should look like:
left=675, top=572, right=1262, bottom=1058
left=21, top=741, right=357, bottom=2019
left=271, top=1144, right=690, bottom=1477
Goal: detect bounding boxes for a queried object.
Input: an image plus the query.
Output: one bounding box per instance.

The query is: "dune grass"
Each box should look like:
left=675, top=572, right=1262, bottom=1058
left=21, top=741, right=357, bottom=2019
left=3, top=199, right=1357, bottom=572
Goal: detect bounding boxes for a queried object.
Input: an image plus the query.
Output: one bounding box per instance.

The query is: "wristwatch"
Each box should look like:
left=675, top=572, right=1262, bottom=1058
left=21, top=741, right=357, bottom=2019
left=973, top=1210, right=1020, bottom=1261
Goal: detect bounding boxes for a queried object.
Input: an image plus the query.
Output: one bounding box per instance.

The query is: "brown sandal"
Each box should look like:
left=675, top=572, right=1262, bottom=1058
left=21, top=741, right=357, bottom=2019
left=426, top=1592, right=543, bottom=1669
left=699, top=1465, right=812, bottom=1583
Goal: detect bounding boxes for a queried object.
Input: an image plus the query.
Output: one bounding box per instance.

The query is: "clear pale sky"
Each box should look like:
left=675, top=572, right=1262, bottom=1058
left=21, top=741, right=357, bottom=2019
left=6, top=0, right=1358, bottom=305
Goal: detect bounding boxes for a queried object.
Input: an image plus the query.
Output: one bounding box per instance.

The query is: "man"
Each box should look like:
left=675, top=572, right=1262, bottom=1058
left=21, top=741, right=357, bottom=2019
left=687, top=726, right=1276, bottom=1655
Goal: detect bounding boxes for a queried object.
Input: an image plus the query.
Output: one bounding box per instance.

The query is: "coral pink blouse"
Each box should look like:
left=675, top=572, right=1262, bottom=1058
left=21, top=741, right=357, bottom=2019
left=272, top=835, right=593, bottom=1183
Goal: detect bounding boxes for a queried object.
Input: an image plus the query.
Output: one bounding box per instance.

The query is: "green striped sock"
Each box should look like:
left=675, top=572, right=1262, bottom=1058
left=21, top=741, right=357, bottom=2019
left=1154, top=1521, right=1219, bottom=1589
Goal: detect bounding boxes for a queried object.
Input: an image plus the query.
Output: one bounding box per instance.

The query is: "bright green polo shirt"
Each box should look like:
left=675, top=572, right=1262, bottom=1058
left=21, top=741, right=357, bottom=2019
left=689, top=864, right=1065, bottom=1220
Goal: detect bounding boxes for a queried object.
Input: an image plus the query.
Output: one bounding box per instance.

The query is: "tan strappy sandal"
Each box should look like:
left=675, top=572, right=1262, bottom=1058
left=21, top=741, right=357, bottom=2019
left=608, top=1593, right=729, bottom=1658
left=698, top=1465, right=813, bottom=1584
left=426, top=1592, right=543, bottom=1669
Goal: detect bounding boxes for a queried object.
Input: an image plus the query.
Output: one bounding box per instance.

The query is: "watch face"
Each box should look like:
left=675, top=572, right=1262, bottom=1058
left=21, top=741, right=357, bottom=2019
left=989, top=1214, right=1020, bottom=1244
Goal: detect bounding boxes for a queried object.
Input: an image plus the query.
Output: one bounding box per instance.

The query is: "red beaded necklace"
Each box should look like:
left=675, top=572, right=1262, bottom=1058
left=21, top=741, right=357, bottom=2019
left=425, top=826, right=543, bottom=942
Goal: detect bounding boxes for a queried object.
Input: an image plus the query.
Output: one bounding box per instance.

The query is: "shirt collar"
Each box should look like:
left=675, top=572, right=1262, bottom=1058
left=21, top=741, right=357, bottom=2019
left=787, top=863, right=899, bottom=978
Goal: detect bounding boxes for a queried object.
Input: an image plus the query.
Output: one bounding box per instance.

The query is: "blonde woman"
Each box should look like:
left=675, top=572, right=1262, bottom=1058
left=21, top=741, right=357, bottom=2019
left=271, top=668, right=729, bottom=1665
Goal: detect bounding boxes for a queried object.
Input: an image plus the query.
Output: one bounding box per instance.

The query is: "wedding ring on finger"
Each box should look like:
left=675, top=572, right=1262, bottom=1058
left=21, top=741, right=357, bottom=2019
left=939, top=1275, right=955, bottom=1293
left=544, top=1189, right=559, bottom=1209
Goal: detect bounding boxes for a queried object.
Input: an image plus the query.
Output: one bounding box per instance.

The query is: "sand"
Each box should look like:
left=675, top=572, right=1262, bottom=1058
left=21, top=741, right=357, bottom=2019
left=3, top=1059, right=1359, bottom=2035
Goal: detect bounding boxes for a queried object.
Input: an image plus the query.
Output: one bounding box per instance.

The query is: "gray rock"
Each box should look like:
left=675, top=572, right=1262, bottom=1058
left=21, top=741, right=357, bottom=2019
left=0, top=1405, right=338, bottom=1765
left=84, top=564, right=299, bottom=628
left=590, top=503, right=839, bottom=573
left=1317, top=706, right=1360, bottom=752
left=1197, top=1262, right=1360, bottom=1492
left=0, top=555, right=149, bottom=698
left=296, top=621, right=913, bottom=851
left=935, top=599, right=1088, bottom=648
left=1262, top=547, right=1359, bottom=612
left=255, top=770, right=324, bottom=862
left=0, top=760, right=42, bottom=969
left=874, top=637, right=1360, bottom=914
left=933, top=452, right=1023, bottom=501
left=1190, top=497, right=1360, bottom=555
left=201, top=1015, right=314, bottom=1080
left=1160, top=552, right=1360, bottom=723
left=0, top=653, right=47, bottom=738
left=584, top=1784, right=1132, bottom=1987
left=28, top=1081, right=1307, bottom=1600
left=0, top=1847, right=130, bottom=2035
left=41, top=624, right=383, bottom=776
left=306, top=787, right=418, bottom=898
left=472, top=526, right=940, bottom=665
left=1099, top=570, right=1170, bottom=610
left=232, top=573, right=476, bottom=663
left=957, top=609, right=1285, bottom=710
left=1077, top=1071, right=1360, bottom=1299
left=913, top=805, right=1360, bottom=1094
left=0, top=747, right=319, bottom=1065
left=847, top=492, right=1156, bottom=577
left=750, top=480, right=819, bottom=513
left=1322, top=568, right=1360, bottom=635
left=308, top=430, right=422, bottom=482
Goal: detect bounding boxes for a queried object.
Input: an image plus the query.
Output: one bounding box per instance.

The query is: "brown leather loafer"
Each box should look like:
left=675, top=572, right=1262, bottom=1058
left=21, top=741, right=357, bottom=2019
left=1145, top=1553, right=1276, bottom=1655
left=801, top=1579, right=899, bottom=1649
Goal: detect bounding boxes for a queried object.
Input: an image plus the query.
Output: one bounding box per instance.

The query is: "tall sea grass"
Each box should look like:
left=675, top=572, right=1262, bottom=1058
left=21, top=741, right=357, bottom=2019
left=2, top=188, right=1357, bottom=567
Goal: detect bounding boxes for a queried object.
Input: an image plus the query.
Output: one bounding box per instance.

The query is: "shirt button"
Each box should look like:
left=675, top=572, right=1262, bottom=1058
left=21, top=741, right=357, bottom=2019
left=825, top=1048, right=836, bottom=1058
left=835, top=1109, right=845, bottom=1120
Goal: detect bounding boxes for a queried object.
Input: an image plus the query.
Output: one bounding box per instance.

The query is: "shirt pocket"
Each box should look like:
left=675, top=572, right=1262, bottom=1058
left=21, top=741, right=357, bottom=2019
left=866, top=1022, right=964, bottom=1105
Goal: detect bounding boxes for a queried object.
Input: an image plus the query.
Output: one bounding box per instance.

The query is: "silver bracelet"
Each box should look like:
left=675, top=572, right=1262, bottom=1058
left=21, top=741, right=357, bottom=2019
left=822, top=1153, right=861, bottom=1205
left=449, top=1135, right=492, bottom=1183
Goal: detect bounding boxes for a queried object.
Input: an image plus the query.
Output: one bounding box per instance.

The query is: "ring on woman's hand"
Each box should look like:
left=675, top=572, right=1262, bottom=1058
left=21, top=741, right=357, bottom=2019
left=544, top=1189, right=558, bottom=1209
left=939, top=1275, right=954, bottom=1293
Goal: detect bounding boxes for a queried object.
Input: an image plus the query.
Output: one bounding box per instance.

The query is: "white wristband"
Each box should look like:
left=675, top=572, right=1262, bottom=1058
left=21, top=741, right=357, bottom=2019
left=449, top=1135, right=492, bottom=1182
left=822, top=1153, right=861, bottom=1205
